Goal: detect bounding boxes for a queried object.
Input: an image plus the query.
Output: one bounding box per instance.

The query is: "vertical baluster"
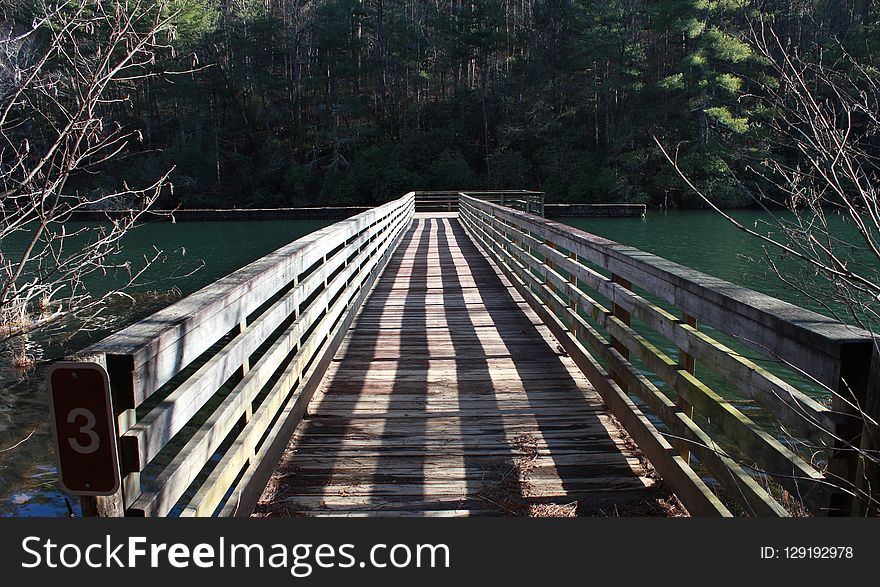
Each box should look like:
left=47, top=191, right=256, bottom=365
left=860, top=346, right=880, bottom=515
left=610, top=274, right=632, bottom=392
left=827, top=343, right=879, bottom=515
left=678, top=313, right=697, bottom=463
left=77, top=353, right=129, bottom=517
left=568, top=250, right=579, bottom=329
left=236, top=319, right=253, bottom=431
left=544, top=239, right=556, bottom=295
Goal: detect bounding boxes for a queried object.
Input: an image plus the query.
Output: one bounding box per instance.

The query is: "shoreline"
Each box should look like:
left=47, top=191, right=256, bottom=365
left=65, top=203, right=650, bottom=222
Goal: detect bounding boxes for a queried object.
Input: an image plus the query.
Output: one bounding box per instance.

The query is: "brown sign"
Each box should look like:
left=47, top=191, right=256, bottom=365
left=47, top=362, right=121, bottom=496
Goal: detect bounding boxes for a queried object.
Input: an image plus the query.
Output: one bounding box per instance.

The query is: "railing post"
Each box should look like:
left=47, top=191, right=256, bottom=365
left=678, top=313, right=697, bottom=463
left=862, top=345, right=880, bottom=515
left=826, top=341, right=876, bottom=515
left=71, top=353, right=127, bottom=517
left=610, top=274, right=632, bottom=392
left=568, top=251, right=579, bottom=326
left=509, top=219, right=519, bottom=261
left=848, top=344, right=880, bottom=516
left=544, top=240, right=556, bottom=295
left=236, top=319, right=253, bottom=430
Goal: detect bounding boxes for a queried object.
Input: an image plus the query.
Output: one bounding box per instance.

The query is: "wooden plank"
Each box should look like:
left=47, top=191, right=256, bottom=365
left=273, top=488, right=651, bottom=510
left=282, top=510, right=478, bottom=517
left=293, top=435, right=628, bottom=448
left=610, top=273, right=632, bottom=392
left=298, top=416, right=612, bottom=428
left=279, top=455, right=643, bottom=470
left=310, top=408, right=609, bottom=420
left=274, top=448, right=629, bottom=459
left=275, top=477, right=652, bottom=497
left=678, top=313, right=696, bottom=462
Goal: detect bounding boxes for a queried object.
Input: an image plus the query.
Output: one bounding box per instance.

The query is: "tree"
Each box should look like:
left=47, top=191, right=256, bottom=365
left=651, top=0, right=756, bottom=207
left=0, top=1, right=181, bottom=362
left=655, top=17, right=880, bottom=513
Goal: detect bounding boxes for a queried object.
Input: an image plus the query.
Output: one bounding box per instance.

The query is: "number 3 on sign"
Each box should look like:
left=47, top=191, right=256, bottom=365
left=47, top=362, right=121, bottom=496
left=66, top=408, right=100, bottom=454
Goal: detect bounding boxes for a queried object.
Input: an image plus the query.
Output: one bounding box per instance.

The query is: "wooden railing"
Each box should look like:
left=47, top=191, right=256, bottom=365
left=460, top=191, right=545, bottom=217
left=72, top=193, right=414, bottom=517
left=413, top=191, right=460, bottom=212
left=413, top=190, right=544, bottom=216
left=460, top=195, right=878, bottom=516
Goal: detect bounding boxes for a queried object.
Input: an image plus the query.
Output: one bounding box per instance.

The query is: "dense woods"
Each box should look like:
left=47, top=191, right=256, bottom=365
left=3, top=1, right=880, bottom=208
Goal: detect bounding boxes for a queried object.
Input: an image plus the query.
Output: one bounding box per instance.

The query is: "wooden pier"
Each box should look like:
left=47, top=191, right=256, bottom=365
left=257, top=214, right=657, bottom=516
left=56, top=191, right=879, bottom=517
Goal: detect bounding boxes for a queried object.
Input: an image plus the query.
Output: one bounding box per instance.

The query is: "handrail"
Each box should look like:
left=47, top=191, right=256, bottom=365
left=459, top=194, right=876, bottom=516
left=412, top=190, right=544, bottom=216
left=72, top=193, right=415, bottom=516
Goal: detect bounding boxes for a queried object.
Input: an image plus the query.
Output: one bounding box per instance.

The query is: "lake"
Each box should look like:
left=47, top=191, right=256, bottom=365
left=0, top=209, right=874, bottom=516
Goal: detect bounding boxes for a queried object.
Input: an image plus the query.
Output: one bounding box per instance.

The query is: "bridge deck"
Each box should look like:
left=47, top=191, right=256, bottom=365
left=257, top=213, right=668, bottom=516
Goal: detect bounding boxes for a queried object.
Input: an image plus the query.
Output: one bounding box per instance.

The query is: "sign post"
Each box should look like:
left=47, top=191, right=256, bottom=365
left=47, top=362, right=121, bottom=497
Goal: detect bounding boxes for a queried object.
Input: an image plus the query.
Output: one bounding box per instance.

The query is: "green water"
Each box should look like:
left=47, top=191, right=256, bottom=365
left=0, top=210, right=874, bottom=516
left=0, top=219, right=333, bottom=517
left=560, top=209, right=876, bottom=321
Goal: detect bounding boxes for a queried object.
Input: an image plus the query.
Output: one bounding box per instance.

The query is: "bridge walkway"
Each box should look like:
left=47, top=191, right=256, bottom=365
left=256, top=213, right=664, bottom=516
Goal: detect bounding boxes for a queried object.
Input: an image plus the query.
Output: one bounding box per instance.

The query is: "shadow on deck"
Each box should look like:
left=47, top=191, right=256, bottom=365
left=256, top=214, right=678, bottom=517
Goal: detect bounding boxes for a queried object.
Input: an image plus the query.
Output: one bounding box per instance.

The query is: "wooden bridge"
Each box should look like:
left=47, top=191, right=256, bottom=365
left=59, top=191, right=879, bottom=517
